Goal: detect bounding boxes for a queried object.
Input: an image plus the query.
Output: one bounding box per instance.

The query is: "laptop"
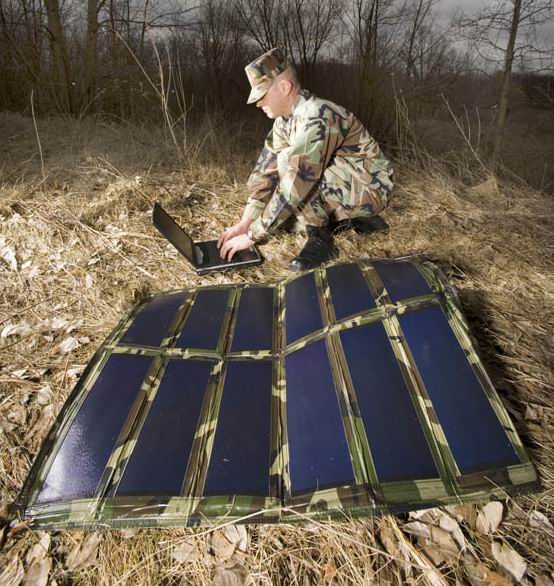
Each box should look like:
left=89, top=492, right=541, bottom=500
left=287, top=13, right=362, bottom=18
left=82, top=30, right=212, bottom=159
left=152, top=202, right=263, bottom=275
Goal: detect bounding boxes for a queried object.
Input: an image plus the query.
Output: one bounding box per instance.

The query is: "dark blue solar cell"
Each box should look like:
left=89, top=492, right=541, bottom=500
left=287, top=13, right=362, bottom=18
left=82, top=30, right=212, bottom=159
left=340, top=323, right=438, bottom=482
left=120, top=293, right=185, bottom=346
left=286, top=340, right=354, bottom=494
left=400, top=306, right=520, bottom=474
left=326, top=263, right=376, bottom=321
left=285, top=273, right=323, bottom=345
left=36, top=354, right=152, bottom=504
left=373, top=260, right=431, bottom=302
left=231, top=288, right=274, bottom=352
left=203, top=361, right=273, bottom=496
left=176, top=289, right=230, bottom=350
left=116, top=359, right=212, bottom=496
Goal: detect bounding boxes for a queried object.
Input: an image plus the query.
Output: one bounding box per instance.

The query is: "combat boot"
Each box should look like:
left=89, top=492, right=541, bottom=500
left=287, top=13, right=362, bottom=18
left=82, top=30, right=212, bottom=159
left=331, top=215, right=389, bottom=235
left=288, top=226, right=336, bottom=272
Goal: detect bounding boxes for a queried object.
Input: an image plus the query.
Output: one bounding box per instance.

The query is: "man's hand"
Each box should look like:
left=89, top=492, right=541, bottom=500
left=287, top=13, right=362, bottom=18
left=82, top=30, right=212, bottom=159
left=219, top=234, right=255, bottom=261
left=217, top=217, right=252, bottom=248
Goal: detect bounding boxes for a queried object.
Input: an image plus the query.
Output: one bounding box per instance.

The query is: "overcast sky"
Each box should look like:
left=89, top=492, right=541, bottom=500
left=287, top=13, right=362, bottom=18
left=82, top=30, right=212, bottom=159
left=438, top=0, right=554, bottom=43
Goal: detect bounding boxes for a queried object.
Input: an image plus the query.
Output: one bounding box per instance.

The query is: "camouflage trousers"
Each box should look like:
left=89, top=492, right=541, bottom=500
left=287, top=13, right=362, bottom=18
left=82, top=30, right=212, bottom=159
left=294, top=163, right=392, bottom=228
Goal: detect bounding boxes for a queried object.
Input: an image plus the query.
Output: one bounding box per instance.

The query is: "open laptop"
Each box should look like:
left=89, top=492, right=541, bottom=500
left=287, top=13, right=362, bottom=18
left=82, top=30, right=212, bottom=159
left=152, top=202, right=263, bottom=275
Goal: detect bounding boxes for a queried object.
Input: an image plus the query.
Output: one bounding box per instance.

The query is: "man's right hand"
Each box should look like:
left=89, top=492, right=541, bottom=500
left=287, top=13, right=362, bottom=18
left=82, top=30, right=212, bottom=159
left=217, top=218, right=252, bottom=250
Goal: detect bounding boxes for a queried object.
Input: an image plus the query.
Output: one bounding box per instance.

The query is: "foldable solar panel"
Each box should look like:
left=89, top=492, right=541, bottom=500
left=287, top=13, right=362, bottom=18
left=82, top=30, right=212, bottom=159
left=16, top=259, right=538, bottom=529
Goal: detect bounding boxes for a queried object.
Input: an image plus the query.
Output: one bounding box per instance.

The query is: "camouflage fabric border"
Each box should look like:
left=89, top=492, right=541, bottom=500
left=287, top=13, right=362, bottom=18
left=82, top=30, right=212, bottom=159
left=14, top=258, right=539, bottom=530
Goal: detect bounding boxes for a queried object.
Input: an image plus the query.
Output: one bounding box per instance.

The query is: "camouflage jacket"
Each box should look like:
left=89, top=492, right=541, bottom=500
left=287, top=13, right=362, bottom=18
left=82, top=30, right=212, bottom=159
left=245, top=90, right=393, bottom=241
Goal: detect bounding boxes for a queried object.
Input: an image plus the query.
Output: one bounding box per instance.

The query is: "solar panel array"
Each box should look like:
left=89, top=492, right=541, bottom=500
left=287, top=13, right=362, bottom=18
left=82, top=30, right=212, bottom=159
left=17, top=259, right=538, bottom=529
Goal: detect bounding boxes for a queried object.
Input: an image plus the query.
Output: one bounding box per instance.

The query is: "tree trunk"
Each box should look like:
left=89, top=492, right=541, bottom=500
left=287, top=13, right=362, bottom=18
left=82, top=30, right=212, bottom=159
left=493, top=0, right=522, bottom=161
left=43, top=0, right=73, bottom=113
left=84, top=0, right=100, bottom=112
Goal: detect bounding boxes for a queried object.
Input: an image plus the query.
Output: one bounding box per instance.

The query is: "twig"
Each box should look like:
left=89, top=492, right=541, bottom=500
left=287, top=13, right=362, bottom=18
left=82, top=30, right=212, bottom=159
left=30, top=90, right=45, bottom=180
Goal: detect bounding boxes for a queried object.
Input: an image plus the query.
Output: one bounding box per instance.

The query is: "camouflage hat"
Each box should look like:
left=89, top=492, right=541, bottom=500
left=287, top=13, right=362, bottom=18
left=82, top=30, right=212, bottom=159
left=245, top=48, right=289, bottom=104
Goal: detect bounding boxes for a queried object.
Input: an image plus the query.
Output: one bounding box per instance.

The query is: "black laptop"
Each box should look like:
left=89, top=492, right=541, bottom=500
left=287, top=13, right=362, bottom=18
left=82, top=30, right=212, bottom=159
left=152, top=202, right=263, bottom=275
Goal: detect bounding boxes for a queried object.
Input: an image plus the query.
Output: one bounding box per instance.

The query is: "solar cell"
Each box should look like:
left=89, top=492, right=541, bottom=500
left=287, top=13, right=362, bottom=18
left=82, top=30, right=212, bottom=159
left=373, top=260, right=431, bottom=302
left=36, top=354, right=152, bottom=504
left=326, top=263, right=376, bottom=321
left=340, top=323, right=438, bottom=482
left=285, top=273, right=323, bottom=345
left=176, top=289, right=230, bottom=350
left=116, top=360, right=213, bottom=496
left=400, top=306, right=520, bottom=473
left=286, top=340, right=354, bottom=494
left=203, top=361, right=273, bottom=496
left=231, top=288, right=274, bottom=352
left=120, top=293, right=185, bottom=347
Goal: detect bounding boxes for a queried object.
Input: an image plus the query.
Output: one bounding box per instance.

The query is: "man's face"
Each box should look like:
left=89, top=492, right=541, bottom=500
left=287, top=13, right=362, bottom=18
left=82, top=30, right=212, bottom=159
left=256, top=80, right=290, bottom=119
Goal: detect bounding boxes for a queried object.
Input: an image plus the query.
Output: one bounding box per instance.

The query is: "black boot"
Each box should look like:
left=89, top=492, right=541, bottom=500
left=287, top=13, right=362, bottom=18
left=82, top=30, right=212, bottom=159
left=331, top=215, right=389, bottom=235
left=288, top=226, right=337, bottom=272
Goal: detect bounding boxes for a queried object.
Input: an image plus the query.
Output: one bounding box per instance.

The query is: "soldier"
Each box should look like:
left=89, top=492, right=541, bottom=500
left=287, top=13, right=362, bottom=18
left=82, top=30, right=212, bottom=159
left=218, top=47, right=393, bottom=271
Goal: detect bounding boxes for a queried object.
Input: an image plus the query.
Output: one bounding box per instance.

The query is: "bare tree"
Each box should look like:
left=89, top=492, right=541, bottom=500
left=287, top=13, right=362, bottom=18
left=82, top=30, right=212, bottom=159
left=233, top=0, right=288, bottom=52
left=284, top=0, right=342, bottom=84
left=43, top=0, right=74, bottom=113
left=403, top=0, right=436, bottom=78
left=456, top=0, right=554, bottom=160
left=83, top=0, right=108, bottom=112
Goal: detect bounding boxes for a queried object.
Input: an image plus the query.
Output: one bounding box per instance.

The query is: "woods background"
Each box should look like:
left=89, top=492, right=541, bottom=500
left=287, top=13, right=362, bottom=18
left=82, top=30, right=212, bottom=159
left=1, top=0, right=553, bottom=191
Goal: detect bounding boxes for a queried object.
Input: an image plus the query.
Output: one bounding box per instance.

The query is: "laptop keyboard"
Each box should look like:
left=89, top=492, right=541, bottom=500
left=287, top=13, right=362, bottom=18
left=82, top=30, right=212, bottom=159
left=204, top=240, right=230, bottom=264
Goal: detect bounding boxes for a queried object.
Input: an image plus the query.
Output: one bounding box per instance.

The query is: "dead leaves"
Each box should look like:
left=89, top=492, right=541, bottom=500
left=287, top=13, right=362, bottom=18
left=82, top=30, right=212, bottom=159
left=491, top=541, right=527, bottom=582
left=209, top=526, right=249, bottom=586
left=65, top=533, right=103, bottom=570
left=22, top=532, right=51, bottom=586
left=476, top=502, right=504, bottom=535
left=0, top=236, right=18, bottom=271
left=210, top=525, right=248, bottom=562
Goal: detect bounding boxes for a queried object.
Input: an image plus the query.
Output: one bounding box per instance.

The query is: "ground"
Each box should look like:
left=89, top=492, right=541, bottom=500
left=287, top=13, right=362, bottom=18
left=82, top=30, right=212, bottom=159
left=0, top=112, right=553, bottom=585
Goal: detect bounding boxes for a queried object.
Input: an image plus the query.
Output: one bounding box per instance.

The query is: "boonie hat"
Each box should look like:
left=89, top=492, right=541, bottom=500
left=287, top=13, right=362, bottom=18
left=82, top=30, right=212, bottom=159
left=245, top=48, right=289, bottom=104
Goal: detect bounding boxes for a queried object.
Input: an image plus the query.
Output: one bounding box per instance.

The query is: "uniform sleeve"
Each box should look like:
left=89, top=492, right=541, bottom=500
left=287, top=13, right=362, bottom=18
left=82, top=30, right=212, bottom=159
left=243, top=122, right=288, bottom=223
left=247, top=115, right=341, bottom=242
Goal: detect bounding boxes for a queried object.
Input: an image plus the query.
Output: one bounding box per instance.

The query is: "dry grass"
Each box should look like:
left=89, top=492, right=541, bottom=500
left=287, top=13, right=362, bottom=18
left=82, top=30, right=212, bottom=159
left=0, top=111, right=553, bottom=585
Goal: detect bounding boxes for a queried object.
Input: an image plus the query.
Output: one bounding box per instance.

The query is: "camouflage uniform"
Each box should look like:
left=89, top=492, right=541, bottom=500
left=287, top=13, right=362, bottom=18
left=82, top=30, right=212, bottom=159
left=243, top=73, right=394, bottom=242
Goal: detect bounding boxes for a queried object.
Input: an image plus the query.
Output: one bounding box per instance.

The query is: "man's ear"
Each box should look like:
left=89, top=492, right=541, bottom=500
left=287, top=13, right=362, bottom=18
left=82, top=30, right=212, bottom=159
left=279, top=79, right=293, bottom=96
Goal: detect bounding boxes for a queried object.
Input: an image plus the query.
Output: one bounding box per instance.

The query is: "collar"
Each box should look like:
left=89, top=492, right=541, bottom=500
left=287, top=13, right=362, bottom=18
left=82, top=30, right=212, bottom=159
left=286, top=89, right=311, bottom=119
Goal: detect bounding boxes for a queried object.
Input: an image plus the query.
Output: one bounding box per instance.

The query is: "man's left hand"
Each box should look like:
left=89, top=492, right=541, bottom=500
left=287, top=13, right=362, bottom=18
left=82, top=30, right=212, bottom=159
left=219, top=234, right=255, bottom=261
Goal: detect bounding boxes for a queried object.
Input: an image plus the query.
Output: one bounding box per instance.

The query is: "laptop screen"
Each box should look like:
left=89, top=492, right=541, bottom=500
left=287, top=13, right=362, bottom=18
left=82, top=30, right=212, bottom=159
left=152, top=203, right=196, bottom=265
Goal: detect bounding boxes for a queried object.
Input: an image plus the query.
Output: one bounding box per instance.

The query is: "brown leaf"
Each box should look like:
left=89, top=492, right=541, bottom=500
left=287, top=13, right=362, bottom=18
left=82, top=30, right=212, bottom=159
left=491, top=541, right=527, bottom=582
left=211, top=531, right=236, bottom=562
left=445, top=504, right=478, bottom=530
left=429, top=526, right=459, bottom=555
left=438, top=512, right=466, bottom=550
left=524, top=404, right=543, bottom=422
left=420, top=541, right=452, bottom=566
left=403, top=521, right=431, bottom=540
left=0, top=557, right=25, bottom=586
left=529, top=511, right=553, bottom=531
left=65, top=533, right=103, bottom=570
left=0, top=416, right=16, bottom=433
left=464, top=558, right=488, bottom=586
left=25, top=532, right=51, bottom=566
left=8, top=404, right=27, bottom=426
left=28, top=405, right=55, bottom=439
left=171, top=539, right=198, bottom=563
left=535, top=575, right=554, bottom=586
left=22, top=558, right=51, bottom=586
left=212, top=563, right=248, bottom=586
left=322, top=562, right=337, bottom=582
left=484, top=570, right=513, bottom=586
left=222, top=525, right=248, bottom=553
left=476, top=502, right=504, bottom=535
